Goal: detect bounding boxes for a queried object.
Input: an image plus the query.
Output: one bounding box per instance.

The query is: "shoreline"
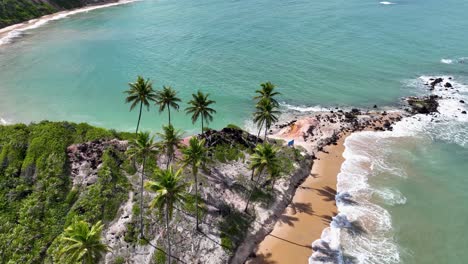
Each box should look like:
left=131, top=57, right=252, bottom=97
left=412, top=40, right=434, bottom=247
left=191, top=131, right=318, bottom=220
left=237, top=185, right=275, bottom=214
left=249, top=132, right=347, bottom=263
left=244, top=109, right=406, bottom=264
left=0, top=0, right=137, bottom=46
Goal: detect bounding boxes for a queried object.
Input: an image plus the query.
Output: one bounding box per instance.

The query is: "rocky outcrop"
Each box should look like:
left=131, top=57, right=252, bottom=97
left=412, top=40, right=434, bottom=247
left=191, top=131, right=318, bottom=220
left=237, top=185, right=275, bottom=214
left=201, top=128, right=262, bottom=149
left=406, top=95, right=439, bottom=114
left=67, top=139, right=127, bottom=186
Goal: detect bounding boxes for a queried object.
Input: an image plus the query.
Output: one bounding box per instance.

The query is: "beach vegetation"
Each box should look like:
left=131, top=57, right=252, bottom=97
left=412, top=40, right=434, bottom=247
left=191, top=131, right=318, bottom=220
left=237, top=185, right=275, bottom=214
left=244, top=143, right=281, bottom=212
left=186, top=90, right=217, bottom=133
left=157, top=124, right=183, bottom=168
left=126, top=131, right=159, bottom=238
left=124, top=76, right=157, bottom=135
left=56, top=219, right=109, bottom=264
left=181, top=137, right=209, bottom=230
left=145, top=166, right=189, bottom=264
left=155, top=86, right=181, bottom=126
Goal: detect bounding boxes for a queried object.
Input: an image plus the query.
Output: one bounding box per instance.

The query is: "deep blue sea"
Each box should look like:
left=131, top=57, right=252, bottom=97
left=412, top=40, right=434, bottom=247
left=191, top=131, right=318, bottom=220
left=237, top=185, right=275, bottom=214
left=0, top=0, right=467, bottom=263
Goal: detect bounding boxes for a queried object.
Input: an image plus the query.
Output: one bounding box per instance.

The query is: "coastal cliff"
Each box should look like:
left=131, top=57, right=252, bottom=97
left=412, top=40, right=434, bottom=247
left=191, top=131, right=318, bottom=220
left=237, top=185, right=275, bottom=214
left=0, top=0, right=119, bottom=28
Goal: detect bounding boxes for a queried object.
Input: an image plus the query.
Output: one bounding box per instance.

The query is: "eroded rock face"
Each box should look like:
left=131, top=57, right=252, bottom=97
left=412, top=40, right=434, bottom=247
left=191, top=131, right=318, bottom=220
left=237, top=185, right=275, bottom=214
left=67, top=139, right=127, bottom=186
left=406, top=95, right=439, bottom=114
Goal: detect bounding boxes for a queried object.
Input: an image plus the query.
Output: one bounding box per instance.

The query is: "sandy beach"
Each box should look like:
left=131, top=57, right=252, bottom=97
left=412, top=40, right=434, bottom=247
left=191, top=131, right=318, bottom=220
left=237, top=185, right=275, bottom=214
left=249, top=134, right=347, bottom=263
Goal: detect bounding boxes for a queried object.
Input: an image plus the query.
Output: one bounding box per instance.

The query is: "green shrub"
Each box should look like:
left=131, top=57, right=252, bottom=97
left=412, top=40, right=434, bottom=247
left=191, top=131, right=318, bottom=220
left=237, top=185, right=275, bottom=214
left=226, top=124, right=242, bottom=130
left=218, top=209, right=251, bottom=253
left=153, top=249, right=167, bottom=264
left=114, top=256, right=126, bottom=264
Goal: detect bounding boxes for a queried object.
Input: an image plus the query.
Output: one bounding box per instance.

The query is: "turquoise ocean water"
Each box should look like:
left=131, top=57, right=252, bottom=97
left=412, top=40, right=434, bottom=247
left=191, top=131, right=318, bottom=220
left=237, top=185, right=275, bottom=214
left=0, top=0, right=467, bottom=263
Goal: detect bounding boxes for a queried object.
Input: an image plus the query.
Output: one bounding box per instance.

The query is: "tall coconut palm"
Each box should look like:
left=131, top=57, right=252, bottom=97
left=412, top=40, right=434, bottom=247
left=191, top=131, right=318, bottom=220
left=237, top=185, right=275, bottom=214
left=58, top=220, right=109, bottom=264
left=155, top=86, right=182, bottom=126
left=157, top=125, right=184, bottom=168
left=124, top=76, right=157, bottom=135
left=181, top=137, right=208, bottom=231
left=145, top=167, right=188, bottom=264
left=244, top=143, right=280, bottom=212
left=254, top=98, right=280, bottom=141
left=185, top=91, right=216, bottom=133
left=126, top=131, right=159, bottom=238
left=254, top=82, right=281, bottom=106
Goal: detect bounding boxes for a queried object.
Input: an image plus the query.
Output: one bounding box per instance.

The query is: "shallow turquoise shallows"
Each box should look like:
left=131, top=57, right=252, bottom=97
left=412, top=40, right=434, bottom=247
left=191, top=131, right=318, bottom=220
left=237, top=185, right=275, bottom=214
left=0, top=0, right=467, bottom=263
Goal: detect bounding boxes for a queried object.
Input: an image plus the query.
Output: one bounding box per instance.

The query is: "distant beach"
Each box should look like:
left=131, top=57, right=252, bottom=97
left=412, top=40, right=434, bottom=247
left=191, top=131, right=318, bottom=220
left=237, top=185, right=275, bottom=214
left=0, top=0, right=136, bottom=46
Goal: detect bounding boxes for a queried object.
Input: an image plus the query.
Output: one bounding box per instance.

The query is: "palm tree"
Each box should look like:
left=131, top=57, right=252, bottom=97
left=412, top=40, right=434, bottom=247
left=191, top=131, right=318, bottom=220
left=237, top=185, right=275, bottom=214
left=145, top=167, right=188, bottom=264
left=157, top=124, right=184, bottom=168
left=254, top=98, right=280, bottom=140
left=185, top=91, right=216, bottom=133
left=58, top=220, right=109, bottom=264
left=126, top=131, right=159, bottom=238
left=155, top=86, right=182, bottom=126
left=124, top=76, right=157, bottom=135
left=254, top=82, right=281, bottom=106
left=181, top=137, right=208, bottom=231
left=244, top=143, right=280, bottom=212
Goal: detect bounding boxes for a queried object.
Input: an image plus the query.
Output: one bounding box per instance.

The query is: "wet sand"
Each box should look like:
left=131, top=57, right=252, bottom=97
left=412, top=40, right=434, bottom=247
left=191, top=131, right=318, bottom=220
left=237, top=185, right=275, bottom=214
left=249, top=134, right=347, bottom=264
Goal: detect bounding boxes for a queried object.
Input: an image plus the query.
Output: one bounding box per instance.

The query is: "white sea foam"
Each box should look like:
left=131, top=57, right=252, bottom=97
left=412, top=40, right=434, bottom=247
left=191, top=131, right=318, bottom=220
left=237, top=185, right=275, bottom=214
left=310, top=76, right=468, bottom=263
left=280, top=102, right=331, bottom=113
left=441, top=59, right=454, bottom=64
left=440, top=57, right=468, bottom=65
left=0, top=0, right=138, bottom=46
left=0, top=117, right=9, bottom=125
left=380, top=1, right=396, bottom=5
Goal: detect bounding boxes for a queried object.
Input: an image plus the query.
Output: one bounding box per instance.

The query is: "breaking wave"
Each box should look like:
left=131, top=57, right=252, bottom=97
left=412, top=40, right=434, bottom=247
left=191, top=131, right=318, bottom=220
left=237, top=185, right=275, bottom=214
left=310, top=76, right=468, bottom=263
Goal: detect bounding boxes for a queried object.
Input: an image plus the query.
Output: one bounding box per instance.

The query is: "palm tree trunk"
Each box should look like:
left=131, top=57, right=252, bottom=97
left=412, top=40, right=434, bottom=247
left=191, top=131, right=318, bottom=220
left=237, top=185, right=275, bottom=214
left=168, top=107, right=171, bottom=126
left=264, top=124, right=268, bottom=141
left=139, top=156, right=146, bottom=238
left=136, top=101, right=143, bottom=135
left=244, top=169, right=263, bottom=213
left=201, top=116, right=204, bottom=134
left=250, top=120, right=264, bottom=181
left=256, top=120, right=264, bottom=143
left=194, top=167, right=199, bottom=231
left=165, top=203, right=171, bottom=264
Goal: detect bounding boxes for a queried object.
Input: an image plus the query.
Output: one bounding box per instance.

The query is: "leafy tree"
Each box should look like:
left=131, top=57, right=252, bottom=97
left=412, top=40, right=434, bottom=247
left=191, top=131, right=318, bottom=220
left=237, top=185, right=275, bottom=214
left=157, top=125, right=183, bottom=168
left=185, top=91, right=216, bottom=133
left=181, top=137, right=208, bottom=230
left=244, top=143, right=280, bottom=212
left=145, top=167, right=188, bottom=264
left=124, top=76, right=157, bottom=135
left=253, top=98, right=280, bottom=140
left=254, top=82, right=281, bottom=106
left=126, top=132, right=159, bottom=237
left=155, top=86, right=182, bottom=126
left=57, top=220, right=109, bottom=264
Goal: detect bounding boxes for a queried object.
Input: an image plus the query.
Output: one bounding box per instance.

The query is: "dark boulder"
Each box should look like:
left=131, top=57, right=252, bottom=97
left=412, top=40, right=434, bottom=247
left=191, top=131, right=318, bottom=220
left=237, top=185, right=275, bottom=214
left=406, top=95, right=439, bottom=114
left=462, top=111, right=467, bottom=114
left=460, top=100, right=465, bottom=104
left=444, top=82, right=452, bottom=88
left=200, top=127, right=261, bottom=148
left=430, top=78, right=444, bottom=88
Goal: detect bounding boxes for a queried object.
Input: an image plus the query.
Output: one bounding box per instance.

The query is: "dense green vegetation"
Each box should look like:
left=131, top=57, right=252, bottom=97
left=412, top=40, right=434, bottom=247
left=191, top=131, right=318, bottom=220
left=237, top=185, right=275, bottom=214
left=0, top=76, right=289, bottom=263
left=0, top=121, right=131, bottom=263
left=0, top=0, right=95, bottom=28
